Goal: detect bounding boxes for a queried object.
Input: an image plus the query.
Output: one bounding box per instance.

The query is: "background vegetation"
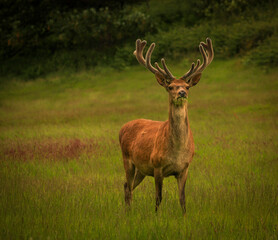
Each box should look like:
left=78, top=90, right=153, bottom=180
left=0, top=0, right=278, bottom=239
left=1, top=0, right=278, bottom=79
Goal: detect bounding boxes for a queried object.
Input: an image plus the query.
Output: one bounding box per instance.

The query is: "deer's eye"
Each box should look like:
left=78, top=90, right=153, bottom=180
left=186, top=86, right=189, bottom=90
left=168, top=86, right=173, bottom=90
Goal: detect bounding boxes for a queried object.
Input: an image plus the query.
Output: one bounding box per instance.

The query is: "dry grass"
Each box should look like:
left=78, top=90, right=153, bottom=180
left=1, top=138, right=103, bottom=161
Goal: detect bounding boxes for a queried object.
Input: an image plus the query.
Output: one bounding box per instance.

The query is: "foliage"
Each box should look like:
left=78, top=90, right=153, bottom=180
left=112, top=44, right=137, bottom=69
left=0, top=0, right=152, bottom=59
left=0, top=1, right=157, bottom=78
left=144, top=19, right=277, bottom=61
left=145, top=0, right=277, bottom=26
left=0, top=0, right=277, bottom=78
left=46, top=7, right=156, bottom=51
left=0, top=49, right=102, bottom=79
left=244, top=33, right=278, bottom=67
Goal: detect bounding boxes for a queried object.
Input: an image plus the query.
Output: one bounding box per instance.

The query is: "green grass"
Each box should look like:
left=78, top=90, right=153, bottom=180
left=0, top=59, right=278, bottom=239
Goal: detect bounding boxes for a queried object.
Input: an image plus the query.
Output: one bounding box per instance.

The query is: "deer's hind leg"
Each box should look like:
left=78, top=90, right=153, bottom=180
left=132, top=169, right=145, bottom=190
left=123, top=157, right=135, bottom=206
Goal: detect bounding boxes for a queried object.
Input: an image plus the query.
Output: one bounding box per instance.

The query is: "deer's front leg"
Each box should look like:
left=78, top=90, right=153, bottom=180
left=177, top=164, right=189, bottom=215
left=154, top=168, right=163, bottom=212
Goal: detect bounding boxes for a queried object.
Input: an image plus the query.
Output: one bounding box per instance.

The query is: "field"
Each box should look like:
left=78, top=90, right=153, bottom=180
left=0, top=59, right=277, bottom=239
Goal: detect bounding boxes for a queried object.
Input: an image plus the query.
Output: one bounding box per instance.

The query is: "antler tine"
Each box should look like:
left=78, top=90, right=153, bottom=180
left=200, top=38, right=214, bottom=65
left=198, top=44, right=208, bottom=72
left=161, top=58, right=175, bottom=80
left=206, top=38, right=214, bottom=63
left=155, top=62, right=167, bottom=75
left=133, top=39, right=147, bottom=66
left=194, top=59, right=201, bottom=70
left=133, top=39, right=175, bottom=81
left=180, top=37, right=214, bottom=82
left=181, top=62, right=195, bottom=80
left=146, top=43, right=160, bottom=74
left=181, top=59, right=201, bottom=81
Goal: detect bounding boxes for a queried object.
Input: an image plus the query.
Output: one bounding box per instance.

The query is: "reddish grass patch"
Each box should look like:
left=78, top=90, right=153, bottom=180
left=2, top=138, right=103, bottom=161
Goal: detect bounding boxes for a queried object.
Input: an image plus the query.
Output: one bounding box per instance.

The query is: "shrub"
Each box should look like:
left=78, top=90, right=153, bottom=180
left=215, top=21, right=275, bottom=57
left=0, top=49, right=101, bottom=80
left=1, top=1, right=277, bottom=79
left=244, top=34, right=278, bottom=67
left=31, top=7, right=156, bottom=53
left=111, top=44, right=137, bottom=70
left=144, top=19, right=277, bottom=61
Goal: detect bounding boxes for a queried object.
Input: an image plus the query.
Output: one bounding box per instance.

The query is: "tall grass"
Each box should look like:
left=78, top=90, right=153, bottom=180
left=0, top=59, right=277, bottom=239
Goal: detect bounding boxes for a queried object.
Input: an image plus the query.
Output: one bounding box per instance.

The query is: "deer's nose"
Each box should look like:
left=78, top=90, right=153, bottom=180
left=179, top=90, right=186, bottom=97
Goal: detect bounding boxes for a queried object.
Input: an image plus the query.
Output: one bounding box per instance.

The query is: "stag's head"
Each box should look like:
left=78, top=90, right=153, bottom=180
left=133, top=38, right=214, bottom=107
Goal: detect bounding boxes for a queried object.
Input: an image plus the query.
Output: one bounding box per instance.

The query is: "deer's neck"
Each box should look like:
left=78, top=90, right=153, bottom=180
left=168, top=99, right=190, bottom=150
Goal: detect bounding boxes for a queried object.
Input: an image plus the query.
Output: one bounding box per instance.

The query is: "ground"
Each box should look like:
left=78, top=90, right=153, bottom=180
left=0, top=59, right=277, bottom=239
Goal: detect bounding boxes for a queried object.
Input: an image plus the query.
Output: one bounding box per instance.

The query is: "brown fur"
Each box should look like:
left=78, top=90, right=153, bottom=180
left=120, top=38, right=213, bottom=214
left=119, top=77, right=196, bottom=214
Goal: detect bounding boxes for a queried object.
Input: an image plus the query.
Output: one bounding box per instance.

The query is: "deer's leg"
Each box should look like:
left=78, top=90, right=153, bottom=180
left=154, top=168, right=163, bottom=212
left=177, top=164, right=189, bottom=215
left=124, top=159, right=135, bottom=206
left=132, top=168, right=145, bottom=190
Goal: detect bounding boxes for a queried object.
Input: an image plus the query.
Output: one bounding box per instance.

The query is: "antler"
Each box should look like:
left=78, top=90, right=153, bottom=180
left=180, top=38, right=214, bottom=82
left=133, top=39, right=175, bottom=82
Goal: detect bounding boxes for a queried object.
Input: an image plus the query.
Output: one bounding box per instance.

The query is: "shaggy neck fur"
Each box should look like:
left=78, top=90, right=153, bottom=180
left=168, top=97, right=189, bottom=151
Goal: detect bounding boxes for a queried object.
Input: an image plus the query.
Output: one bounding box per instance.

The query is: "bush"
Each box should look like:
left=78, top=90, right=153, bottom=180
left=215, top=21, right=275, bottom=57
left=1, top=1, right=277, bottom=79
left=244, top=34, right=278, bottom=67
left=0, top=0, right=152, bottom=59
left=0, top=49, right=102, bottom=80
left=111, top=44, right=137, bottom=70
left=143, top=19, right=277, bottom=61
left=0, top=6, right=157, bottom=60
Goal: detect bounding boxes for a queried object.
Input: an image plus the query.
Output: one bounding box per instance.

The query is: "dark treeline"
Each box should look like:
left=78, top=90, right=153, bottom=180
left=0, top=0, right=277, bottom=78
left=0, top=0, right=145, bottom=58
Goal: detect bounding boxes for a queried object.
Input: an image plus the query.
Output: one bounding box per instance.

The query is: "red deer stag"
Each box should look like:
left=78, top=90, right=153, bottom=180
left=119, top=38, right=214, bottom=214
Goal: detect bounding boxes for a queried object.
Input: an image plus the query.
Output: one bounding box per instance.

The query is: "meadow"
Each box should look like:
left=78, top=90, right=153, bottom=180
left=0, top=58, right=277, bottom=239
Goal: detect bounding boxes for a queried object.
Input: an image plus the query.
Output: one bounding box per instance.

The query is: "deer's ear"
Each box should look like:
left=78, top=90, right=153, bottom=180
left=188, top=73, right=202, bottom=87
left=155, top=73, right=167, bottom=88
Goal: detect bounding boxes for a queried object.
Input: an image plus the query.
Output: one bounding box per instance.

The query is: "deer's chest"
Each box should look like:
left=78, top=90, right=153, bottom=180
left=162, top=150, right=191, bottom=177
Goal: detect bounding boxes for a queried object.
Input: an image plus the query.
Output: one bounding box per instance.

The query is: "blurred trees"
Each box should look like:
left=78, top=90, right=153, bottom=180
left=0, top=0, right=148, bottom=59
left=0, top=0, right=277, bottom=78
